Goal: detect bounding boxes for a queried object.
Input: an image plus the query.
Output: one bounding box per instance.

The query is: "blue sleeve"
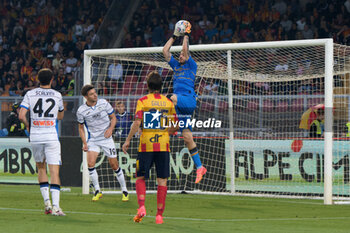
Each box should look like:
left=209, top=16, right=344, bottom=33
left=115, top=115, right=120, bottom=127
left=187, top=56, right=197, bottom=73
left=168, top=55, right=179, bottom=70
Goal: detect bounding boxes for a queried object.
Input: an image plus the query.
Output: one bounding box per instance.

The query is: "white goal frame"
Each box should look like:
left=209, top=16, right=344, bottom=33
left=83, top=39, right=334, bottom=205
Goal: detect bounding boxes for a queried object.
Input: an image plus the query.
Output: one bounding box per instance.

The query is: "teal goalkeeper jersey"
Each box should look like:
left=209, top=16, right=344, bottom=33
left=168, top=55, right=197, bottom=96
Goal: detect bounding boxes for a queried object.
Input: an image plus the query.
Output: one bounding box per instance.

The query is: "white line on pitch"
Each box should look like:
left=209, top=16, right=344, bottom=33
left=1, top=207, right=350, bottom=222
left=0, top=188, right=324, bottom=205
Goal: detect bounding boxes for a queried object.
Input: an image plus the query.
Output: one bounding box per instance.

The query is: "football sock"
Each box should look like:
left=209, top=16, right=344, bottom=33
left=156, top=185, right=167, bottom=216
left=88, top=167, right=100, bottom=192
left=189, top=147, right=202, bottom=168
left=114, top=168, right=127, bottom=193
left=39, top=182, right=50, bottom=203
left=50, top=184, right=60, bottom=208
left=136, top=179, right=146, bottom=207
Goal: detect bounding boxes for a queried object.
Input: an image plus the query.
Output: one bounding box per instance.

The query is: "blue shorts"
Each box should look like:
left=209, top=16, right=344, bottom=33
left=175, top=94, right=196, bottom=132
left=136, top=152, right=170, bottom=179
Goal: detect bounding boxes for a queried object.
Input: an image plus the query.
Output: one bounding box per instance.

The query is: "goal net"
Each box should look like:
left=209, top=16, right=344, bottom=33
left=83, top=39, right=350, bottom=204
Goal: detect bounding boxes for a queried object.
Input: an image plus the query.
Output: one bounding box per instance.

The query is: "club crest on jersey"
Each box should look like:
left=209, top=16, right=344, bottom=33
left=143, top=110, right=161, bottom=129
left=92, top=113, right=101, bottom=119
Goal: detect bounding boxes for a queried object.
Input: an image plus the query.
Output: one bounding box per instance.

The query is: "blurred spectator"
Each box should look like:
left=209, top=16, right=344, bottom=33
left=192, top=22, right=205, bottom=44
left=123, top=33, right=134, bottom=48
left=302, top=25, right=314, bottom=39
left=151, top=17, right=165, bottom=46
left=135, top=35, right=147, bottom=47
left=205, top=23, right=219, bottom=42
left=203, top=79, right=218, bottom=95
left=66, top=51, right=77, bottom=73
left=61, top=35, right=75, bottom=57
left=52, top=52, right=63, bottom=70
left=23, top=79, right=35, bottom=95
left=272, top=0, right=287, bottom=15
left=6, top=103, right=26, bottom=137
left=296, top=17, right=306, bottom=31
left=66, top=73, right=75, bottom=96
left=107, top=60, right=123, bottom=91
left=309, top=108, right=324, bottom=138
left=57, top=67, right=68, bottom=92
left=114, top=101, right=133, bottom=137
left=274, top=56, right=289, bottom=75
left=73, top=20, right=84, bottom=38
left=220, top=21, right=233, bottom=43
left=345, top=0, right=350, bottom=13
left=84, top=37, right=93, bottom=50
left=51, top=36, right=60, bottom=52
left=199, top=14, right=212, bottom=31
left=318, top=19, right=331, bottom=38
left=337, top=25, right=350, bottom=44
left=280, top=14, right=292, bottom=32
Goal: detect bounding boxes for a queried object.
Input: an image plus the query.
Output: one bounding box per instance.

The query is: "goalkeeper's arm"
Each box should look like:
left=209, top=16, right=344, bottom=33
left=182, top=22, right=191, bottom=61
left=163, top=37, right=174, bottom=62
left=182, top=34, right=190, bottom=61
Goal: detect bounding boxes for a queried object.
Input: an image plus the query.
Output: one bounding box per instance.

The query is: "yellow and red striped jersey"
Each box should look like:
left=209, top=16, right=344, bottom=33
left=135, top=93, right=177, bottom=152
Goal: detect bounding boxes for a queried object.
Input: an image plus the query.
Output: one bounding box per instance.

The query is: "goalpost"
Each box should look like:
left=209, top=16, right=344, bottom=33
left=83, top=39, right=350, bottom=205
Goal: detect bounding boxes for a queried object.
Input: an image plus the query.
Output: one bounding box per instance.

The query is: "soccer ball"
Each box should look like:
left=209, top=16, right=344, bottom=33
left=175, top=20, right=188, bottom=35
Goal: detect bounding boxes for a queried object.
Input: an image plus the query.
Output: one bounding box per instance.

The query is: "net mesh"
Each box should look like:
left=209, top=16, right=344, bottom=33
left=85, top=41, right=350, bottom=200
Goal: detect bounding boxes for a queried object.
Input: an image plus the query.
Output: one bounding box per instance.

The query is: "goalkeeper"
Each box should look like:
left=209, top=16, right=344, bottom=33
left=162, top=20, right=207, bottom=183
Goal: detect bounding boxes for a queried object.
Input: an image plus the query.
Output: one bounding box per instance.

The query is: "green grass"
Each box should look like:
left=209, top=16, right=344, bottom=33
left=1, top=184, right=350, bottom=233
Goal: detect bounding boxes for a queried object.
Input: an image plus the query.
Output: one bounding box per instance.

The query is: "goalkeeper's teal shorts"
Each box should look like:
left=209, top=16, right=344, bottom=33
left=175, top=94, right=196, bottom=132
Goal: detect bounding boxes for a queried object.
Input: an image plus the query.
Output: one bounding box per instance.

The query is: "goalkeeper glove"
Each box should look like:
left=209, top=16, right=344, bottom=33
left=184, top=21, right=191, bottom=36
left=173, top=27, right=181, bottom=39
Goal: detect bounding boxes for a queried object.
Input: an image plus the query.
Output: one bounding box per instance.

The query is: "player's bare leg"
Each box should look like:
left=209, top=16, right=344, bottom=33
left=37, top=162, right=52, bottom=214
left=48, top=164, right=65, bottom=216
left=156, top=178, right=167, bottom=224
left=134, top=176, right=146, bottom=223
left=87, top=151, right=102, bottom=201
left=169, top=93, right=206, bottom=183
left=182, top=129, right=207, bottom=183
left=108, top=157, right=129, bottom=201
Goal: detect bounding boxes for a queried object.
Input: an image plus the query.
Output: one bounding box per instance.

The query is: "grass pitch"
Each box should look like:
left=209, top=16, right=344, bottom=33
left=1, top=184, right=350, bottom=233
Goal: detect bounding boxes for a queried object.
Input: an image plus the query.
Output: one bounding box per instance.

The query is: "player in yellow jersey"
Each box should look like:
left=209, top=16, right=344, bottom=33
left=122, top=71, right=177, bottom=224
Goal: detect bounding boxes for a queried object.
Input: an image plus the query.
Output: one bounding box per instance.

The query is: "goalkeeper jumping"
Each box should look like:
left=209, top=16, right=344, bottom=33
left=162, top=20, right=207, bottom=183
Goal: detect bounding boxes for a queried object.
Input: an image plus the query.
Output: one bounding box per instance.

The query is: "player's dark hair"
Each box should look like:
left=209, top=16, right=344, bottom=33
left=115, top=101, right=124, bottom=106
left=317, top=108, right=325, bottom=115
left=147, top=71, right=162, bottom=92
left=81, top=84, right=95, bottom=96
left=38, top=68, right=53, bottom=85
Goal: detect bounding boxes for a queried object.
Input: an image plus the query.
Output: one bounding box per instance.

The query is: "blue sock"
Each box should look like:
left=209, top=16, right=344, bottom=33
left=189, top=147, right=202, bottom=168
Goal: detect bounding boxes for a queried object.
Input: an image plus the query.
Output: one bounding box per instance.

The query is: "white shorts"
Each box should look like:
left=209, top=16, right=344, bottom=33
left=87, top=138, right=117, bottom=158
left=31, top=142, right=62, bottom=165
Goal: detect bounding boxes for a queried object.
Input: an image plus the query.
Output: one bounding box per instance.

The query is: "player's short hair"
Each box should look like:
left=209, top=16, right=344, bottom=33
left=38, top=68, right=53, bottom=85
left=147, top=71, right=162, bottom=92
left=81, top=84, right=95, bottom=96
left=115, top=101, right=124, bottom=106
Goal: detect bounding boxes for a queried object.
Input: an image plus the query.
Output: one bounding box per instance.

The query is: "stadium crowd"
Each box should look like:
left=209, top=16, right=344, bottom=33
left=0, top=0, right=349, bottom=99
left=125, top=0, right=350, bottom=47
left=0, top=0, right=109, bottom=98
left=123, top=0, right=349, bottom=96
